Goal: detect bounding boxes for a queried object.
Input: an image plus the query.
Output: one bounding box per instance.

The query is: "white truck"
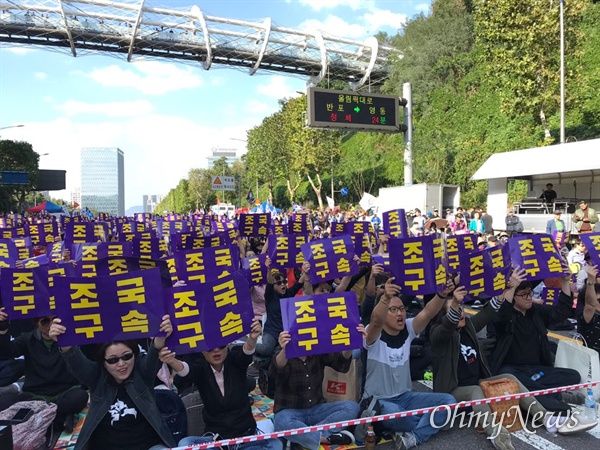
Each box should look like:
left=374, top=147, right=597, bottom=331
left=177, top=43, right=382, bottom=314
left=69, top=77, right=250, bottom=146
left=376, top=183, right=461, bottom=215
left=210, top=203, right=235, bottom=217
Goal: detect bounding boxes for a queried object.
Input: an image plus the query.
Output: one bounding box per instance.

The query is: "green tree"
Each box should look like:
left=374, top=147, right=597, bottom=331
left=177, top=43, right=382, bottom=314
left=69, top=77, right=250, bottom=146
left=0, top=139, right=39, bottom=213
left=187, top=168, right=216, bottom=210
left=474, top=0, right=587, bottom=139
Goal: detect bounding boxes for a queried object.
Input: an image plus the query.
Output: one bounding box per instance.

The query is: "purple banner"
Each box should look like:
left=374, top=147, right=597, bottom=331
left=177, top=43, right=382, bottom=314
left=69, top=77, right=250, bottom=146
left=372, top=253, right=390, bottom=269
left=164, top=271, right=254, bottom=354
left=508, top=234, right=566, bottom=281
left=541, top=287, right=561, bottom=306
left=0, top=227, right=25, bottom=239
left=270, top=223, right=289, bottom=235
left=239, top=213, right=270, bottom=237
left=301, top=235, right=359, bottom=284
left=281, top=291, right=362, bottom=358
left=383, top=209, right=409, bottom=239
left=21, top=254, right=49, bottom=268
left=580, top=233, right=600, bottom=268
left=132, top=237, right=168, bottom=260
left=445, top=234, right=477, bottom=274
left=329, top=222, right=347, bottom=237
left=47, top=241, right=65, bottom=263
left=64, top=223, right=99, bottom=247
left=0, top=240, right=19, bottom=268
left=116, top=221, right=148, bottom=235
left=267, top=234, right=307, bottom=269
left=72, top=242, right=133, bottom=277
left=388, top=235, right=446, bottom=295
left=553, top=231, right=568, bottom=247
left=289, top=214, right=311, bottom=235
left=0, top=266, right=51, bottom=319
left=157, top=220, right=192, bottom=238
left=26, top=222, right=59, bottom=246
left=174, top=245, right=240, bottom=284
left=460, top=246, right=510, bottom=301
left=241, top=254, right=269, bottom=287
left=54, top=268, right=166, bottom=346
left=92, top=257, right=172, bottom=287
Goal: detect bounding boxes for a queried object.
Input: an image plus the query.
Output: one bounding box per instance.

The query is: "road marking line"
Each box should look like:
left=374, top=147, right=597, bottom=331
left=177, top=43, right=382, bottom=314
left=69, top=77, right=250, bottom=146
left=417, top=380, right=433, bottom=390
left=512, top=430, right=565, bottom=450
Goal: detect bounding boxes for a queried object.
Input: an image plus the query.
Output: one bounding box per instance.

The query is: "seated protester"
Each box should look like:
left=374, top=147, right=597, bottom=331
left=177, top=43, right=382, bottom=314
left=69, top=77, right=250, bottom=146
left=0, top=311, right=88, bottom=433
left=489, top=274, right=598, bottom=433
left=49, top=315, right=176, bottom=450
left=430, top=269, right=549, bottom=450
left=256, top=258, right=311, bottom=358
left=363, top=279, right=456, bottom=450
left=272, top=330, right=362, bottom=450
left=165, top=319, right=282, bottom=450
left=577, top=264, right=600, bottom=354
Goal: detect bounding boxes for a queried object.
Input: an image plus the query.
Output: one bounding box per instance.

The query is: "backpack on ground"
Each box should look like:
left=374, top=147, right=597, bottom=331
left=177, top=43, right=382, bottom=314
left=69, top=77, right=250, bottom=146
left=155, top=388, right=188, bottom=442
left=0, top=400, right=57, bottom=450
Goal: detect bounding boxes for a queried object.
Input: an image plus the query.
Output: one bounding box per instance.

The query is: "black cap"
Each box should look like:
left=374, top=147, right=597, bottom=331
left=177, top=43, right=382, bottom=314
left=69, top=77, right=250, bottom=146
left=553, top=210, right=562, bottom=215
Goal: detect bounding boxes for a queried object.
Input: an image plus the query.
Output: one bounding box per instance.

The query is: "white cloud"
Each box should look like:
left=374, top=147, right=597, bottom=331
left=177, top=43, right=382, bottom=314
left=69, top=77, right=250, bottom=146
left=55, top=100, right=155, bottom=117
left=3, top=47, right=36, bottom=55
left=415, top=3, right=431, bottom=14
left=298, top=0, right=374, bottom=12
left=85, top=60, right=203, bottom=95
left=34, top=72, right=47, bottom=80
left=300, top=15, right=367, bottom=39
left=256, top=75, right=301, bottom=100
left=363, top=10, right=408, bottom=31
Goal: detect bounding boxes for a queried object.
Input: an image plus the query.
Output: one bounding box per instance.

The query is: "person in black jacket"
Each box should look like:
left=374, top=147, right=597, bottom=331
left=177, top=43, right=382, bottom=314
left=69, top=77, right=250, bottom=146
left=489, top=274, right=598, bottom=432
left=165, top=319, right=282, bottom=450
left=0, top=311, right=88, bottom=432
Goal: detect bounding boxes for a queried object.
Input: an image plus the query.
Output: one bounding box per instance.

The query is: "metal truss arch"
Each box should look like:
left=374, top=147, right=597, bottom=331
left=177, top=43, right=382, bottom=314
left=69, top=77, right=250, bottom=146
left=0, top=0, right=401, bottom=88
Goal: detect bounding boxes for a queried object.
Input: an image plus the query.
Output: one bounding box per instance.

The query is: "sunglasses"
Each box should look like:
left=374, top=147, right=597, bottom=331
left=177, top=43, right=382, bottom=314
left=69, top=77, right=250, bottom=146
left=274, top=279, right=288, bottom=286
left=39, top=317, right=53, bottom=326
left=104, top=352, right=135, bottom=365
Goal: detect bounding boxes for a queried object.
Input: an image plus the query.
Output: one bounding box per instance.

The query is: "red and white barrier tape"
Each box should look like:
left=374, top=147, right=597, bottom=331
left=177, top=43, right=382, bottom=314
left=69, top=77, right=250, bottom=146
left=173, top=381, right=599, bottom=449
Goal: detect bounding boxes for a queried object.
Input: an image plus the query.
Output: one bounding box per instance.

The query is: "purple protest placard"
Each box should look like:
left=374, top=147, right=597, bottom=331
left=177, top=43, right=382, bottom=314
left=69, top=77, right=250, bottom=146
left=64, top=222, right=99, bottom=247
left=445, top=234, right=477, bottom=274
left=388, top=235, right=446, bottom=295
left=267, top=234, right=307, bottom=269
left=459, top=246, right=510, bottom=301
left=541, top=287, right=561, bottom=306
left=132, top=237, right=167, bottom=260
left=239, top=213, right=270, bottom=237
left=164, top=271, right=254, bottom=354
left=372, top=254, right=390, bottom=269
left=241, top=254, right=269, bottom=287
left=580, top=233, right=600, bottom=268
left=27, top=222, right=59, bottom=246
left=174, top=245, right=240, bottom=284
left=508, top=234, right=566, bottom=281
left=383, top=209, right=409, bottom=239
left=329, top=222, right=347, bottom=237
left=289, top=213, right=311, bottom=235
left=281, top=291, right=362, bottom=358
left=301, top=235, right=359, bottom=284
left=0, top=266, right=51, bottom=319
left=269, top=223, right=288, bottom=235
left=0, top=240, right=19, bottom=268
left=54, top=268, right=166, bottom=347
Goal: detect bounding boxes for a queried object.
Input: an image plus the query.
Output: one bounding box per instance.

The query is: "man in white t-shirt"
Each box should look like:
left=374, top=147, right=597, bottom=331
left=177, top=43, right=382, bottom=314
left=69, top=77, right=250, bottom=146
left=364, top=279, right=457, bottom=450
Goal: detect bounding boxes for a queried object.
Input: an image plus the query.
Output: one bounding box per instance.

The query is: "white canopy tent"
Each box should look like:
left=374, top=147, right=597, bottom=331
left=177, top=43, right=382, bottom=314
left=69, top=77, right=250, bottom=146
left=471, top=138, right=600, bottom=231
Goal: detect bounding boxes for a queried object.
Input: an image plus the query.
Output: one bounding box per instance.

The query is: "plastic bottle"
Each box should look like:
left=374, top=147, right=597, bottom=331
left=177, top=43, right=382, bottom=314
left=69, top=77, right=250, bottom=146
left=530, top=371, right=544, bottom=382
left=584, top=388, right=597, bottom=420
left=365, top=425, right=376, bottom=450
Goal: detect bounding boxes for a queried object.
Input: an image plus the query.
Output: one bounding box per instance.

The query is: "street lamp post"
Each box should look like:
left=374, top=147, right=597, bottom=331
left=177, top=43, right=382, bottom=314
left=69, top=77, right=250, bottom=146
left=559, top=0, right=565, bottom=144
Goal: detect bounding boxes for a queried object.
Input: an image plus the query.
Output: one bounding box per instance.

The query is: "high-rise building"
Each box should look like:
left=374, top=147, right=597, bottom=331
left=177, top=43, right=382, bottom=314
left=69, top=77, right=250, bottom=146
left=207, top=148, right=240, bottom=169
left=70, top=187, right=81, bottom=206
left=81, top=147, right=125, bottom=216
left=142, top=194, right=161, bottom=213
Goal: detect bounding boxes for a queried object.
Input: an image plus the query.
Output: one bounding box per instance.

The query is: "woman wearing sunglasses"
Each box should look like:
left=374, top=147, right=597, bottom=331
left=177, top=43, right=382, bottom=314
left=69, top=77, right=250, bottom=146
left=0, top=310, right=88, bottom=433
left=49, top=314, right=176, bottom=450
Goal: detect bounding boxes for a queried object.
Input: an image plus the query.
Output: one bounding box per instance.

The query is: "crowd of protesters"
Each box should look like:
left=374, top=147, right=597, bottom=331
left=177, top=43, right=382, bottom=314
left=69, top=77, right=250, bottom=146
left=0, top=200, right=599, bottom=450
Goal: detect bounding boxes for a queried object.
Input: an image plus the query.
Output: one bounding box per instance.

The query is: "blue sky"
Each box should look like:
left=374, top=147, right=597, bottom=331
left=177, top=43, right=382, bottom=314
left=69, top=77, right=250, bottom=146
left=0, top=0, right=431, bottom=209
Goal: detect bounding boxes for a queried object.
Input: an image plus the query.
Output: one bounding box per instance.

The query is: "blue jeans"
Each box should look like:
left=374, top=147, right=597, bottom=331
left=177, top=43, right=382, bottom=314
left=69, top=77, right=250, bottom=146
left=273, top=401, right=360, bottom=450
left=178, top=435, right=283, bottom=450
left=377, top=391, right=455, bottom=444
